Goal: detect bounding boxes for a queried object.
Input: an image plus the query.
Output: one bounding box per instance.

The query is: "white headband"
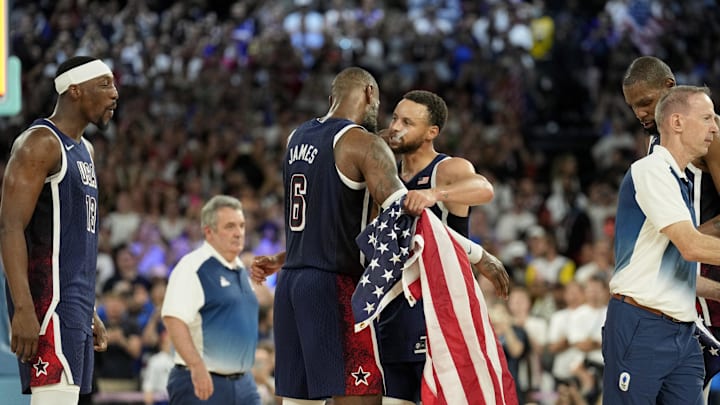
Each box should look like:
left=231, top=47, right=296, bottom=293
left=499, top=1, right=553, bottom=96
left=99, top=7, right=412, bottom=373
left=54, top=60, right=112, bottom=94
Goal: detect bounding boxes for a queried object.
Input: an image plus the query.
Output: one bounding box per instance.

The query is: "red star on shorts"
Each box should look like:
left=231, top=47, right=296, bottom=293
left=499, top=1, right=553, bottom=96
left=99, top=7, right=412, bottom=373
left=33, top=357, right=49, bottom=377
left=351, top=366, right=370, bottom=386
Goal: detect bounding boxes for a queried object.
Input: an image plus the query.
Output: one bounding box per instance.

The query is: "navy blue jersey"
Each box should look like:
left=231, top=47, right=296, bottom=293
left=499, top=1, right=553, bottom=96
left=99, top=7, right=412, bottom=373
left=400, top=154, right=469, bottom=237
left=5, top=118, right=99, bottom=393
left=377, top=153, right=470, bottom=365
left=283, top=118, right=373, bottom=277
left=7, top=118, right=99, bottom=337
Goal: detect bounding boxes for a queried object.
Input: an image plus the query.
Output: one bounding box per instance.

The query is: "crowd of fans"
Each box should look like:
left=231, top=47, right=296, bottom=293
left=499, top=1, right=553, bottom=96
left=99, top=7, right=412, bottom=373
left=3, top=0, right=720, bottom=404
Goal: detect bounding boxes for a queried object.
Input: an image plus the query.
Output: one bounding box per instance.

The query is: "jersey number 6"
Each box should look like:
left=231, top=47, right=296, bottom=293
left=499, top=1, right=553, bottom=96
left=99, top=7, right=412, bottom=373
left=290, top=174, right=307, bottom=231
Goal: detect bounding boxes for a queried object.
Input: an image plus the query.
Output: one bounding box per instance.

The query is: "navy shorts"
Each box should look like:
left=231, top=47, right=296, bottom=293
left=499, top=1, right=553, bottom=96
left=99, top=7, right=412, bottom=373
left=602, top=297, right=704, bottom=404
left=18, top=314, right=94, bottom=394
left=167, top=365, right=260, bottom=405
left=376, top=295, right=426, bottom=401
left=273, top=268, right=382, bottom=399
left=382, top=362, right=423, bottom=403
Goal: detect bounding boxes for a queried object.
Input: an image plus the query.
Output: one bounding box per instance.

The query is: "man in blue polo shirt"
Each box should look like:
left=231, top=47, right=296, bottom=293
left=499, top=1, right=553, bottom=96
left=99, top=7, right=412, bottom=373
left=603, top=86, right=719, bottom=404
left=162, top=195, right=260, bottom=404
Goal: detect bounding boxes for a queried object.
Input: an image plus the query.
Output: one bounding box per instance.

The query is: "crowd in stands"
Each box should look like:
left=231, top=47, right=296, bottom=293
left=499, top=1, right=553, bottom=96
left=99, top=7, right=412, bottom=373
left=3, top=0, right=720, bottom=404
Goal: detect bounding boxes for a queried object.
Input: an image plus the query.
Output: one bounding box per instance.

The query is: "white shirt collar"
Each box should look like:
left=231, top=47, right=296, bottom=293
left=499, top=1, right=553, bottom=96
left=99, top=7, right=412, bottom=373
left=651, top=145, right=688, bottom=180
left=201, top=241, right=243, bottom=270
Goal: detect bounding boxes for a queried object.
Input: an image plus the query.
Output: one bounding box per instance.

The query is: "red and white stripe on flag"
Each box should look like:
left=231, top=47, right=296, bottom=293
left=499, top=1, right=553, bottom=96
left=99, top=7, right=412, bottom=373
left=405, top=210, right=518, bottom=405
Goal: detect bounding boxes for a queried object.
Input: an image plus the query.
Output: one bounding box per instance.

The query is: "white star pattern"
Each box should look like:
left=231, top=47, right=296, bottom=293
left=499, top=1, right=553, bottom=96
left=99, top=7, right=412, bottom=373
left=377, top=243, right=389, bottom=254
left=697, top=324, right=720, bottom=384
left=352, top=199, right=416, bottom=330
left=368, top=233, right=377, bottom=247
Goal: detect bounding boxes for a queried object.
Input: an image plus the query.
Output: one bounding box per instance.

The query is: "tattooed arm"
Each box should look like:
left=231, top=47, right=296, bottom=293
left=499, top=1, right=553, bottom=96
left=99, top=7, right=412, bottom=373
left=475, top=252, right=510, bottom=300
left=335, top=128, right=431, bottom=215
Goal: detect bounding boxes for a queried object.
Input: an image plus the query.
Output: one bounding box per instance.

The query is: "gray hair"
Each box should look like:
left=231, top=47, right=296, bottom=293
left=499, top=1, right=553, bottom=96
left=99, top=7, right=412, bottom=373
left=200, top=195, right=243, bottom=230
left=655, top=85, right=712, bottom=129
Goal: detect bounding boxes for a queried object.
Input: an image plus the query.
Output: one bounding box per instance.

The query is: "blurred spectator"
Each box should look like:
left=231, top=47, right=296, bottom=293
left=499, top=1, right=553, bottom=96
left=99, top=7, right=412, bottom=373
left=130, top=220, right=168, bottom=278
left=103, top=244, right=151, bottom=294
left=525, top=227, right=576, bottom=287
left=96, top=290, right=143, bottom=394
left=105, top=191, right=142, bottom=249
left=508, top=285, right=549, bottom=399
left=142, top=330, right=172, bottom=405
left=574, top=238, right=614, bottom=284
left=490, top=300, right=530, bottom=404
left=158, top=197, right=187, bottom=243
left=495, top=179, right=540, bottom=245
left=546, top=281, right=586, bottom=388
left=584, top=179, right=618, bottom=242
left=570, top=275, right=609, bottom=404
left=141, top=278, right=168, bottom=352
left=253, top=342, right=277, bottom=405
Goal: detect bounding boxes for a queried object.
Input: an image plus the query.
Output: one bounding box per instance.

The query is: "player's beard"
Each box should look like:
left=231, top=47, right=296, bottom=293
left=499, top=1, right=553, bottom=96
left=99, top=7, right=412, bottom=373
left=643, top=121, right=659, bottom=137
left=94, top=111, right=111, bottom=131
left=362, top=116, right=377, bottom=133
left=94, top=118, right=109, bottom=131
left=391, top=136, right=423, bottom=154
left=362, top=103, right=379, bottom=133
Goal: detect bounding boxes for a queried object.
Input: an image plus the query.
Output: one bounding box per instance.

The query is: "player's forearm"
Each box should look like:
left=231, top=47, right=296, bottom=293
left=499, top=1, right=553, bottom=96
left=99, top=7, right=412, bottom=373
left=697, top=275, right=720, bottom=302
left=432, top=177, right=494, bottom=207
left=0, top=227, right=34, bottom=309
left=274, top=251, right=286, bottom=266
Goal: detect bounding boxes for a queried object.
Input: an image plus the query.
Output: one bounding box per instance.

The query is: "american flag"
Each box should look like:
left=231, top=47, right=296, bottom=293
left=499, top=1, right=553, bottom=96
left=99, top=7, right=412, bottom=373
left=352, top=200, right=518, bottom=405
left=696, top=319, right=720, bottom=387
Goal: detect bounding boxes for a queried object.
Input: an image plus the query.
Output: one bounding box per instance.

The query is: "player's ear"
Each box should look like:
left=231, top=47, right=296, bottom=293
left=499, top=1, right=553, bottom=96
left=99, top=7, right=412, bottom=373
left=426, top=125, right=440, bottom=141
left=365, top=84, right=375, bottom=104
left=68, top=84, right=81, bottom=99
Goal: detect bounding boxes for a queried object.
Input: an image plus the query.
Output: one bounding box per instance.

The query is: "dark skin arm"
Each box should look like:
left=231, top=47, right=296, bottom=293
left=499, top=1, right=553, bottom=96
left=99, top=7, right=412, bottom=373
left=0, top=128, right=61, bottom=362
left=335, top=128, right=411, bottom=208
left=475, top=252, right=510, bottom=300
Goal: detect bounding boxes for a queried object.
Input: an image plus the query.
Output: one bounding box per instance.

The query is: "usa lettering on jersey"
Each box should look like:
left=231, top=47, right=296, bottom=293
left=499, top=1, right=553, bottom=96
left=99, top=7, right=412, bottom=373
left=76, top=161, right=97, bottom=189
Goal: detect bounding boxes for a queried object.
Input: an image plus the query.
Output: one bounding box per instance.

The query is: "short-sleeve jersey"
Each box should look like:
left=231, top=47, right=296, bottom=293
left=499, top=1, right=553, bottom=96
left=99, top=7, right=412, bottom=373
left=5, top=118, right=99, bottom=336
left=283, top=117, right=373, bottom=277
left=162, top=242, right=258, bottom=374
left=611, top=146, right=697, bottom=322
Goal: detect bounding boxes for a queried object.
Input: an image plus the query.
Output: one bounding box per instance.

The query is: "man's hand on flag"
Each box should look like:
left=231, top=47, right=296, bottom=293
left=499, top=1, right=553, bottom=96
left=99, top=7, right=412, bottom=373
left=476, top=252, right=510, bottom=300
